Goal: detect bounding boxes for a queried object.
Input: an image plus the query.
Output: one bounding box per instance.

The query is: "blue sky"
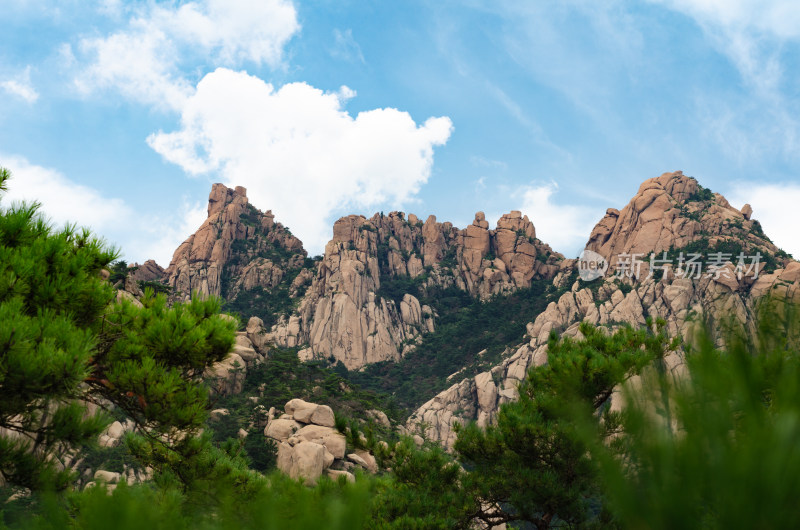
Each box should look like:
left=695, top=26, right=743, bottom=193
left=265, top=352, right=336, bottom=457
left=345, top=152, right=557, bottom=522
left=2, top=0, right=799, bottom=265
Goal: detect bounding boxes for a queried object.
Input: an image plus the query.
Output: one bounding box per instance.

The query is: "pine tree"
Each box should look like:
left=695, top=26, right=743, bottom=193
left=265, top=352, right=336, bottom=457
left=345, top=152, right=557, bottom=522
left=453, top=320, right=676, bottom=529
left=593, top=297, right=800, bottom=529
left=0, top=168, right=236, bottom=492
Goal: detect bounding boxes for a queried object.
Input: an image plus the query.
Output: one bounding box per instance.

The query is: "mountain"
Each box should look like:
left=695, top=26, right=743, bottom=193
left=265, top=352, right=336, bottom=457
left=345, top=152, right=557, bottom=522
left=145, top=183, right=566, bottom=370
left=136, top=171, right=798, bottom=449
left=163, top=184, right=312, bottom=328
left=408, top=171, right=798, bottom=447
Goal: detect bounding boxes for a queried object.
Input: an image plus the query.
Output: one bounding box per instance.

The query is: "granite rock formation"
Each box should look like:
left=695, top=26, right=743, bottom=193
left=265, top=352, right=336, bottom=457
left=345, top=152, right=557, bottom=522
left=408, top=172, right=798, bottom=448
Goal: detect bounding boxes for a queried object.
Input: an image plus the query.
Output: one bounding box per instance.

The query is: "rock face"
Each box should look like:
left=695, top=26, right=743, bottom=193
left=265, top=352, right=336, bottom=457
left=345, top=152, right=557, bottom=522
left=264, top=210, right=564, bottom=369
left=164, top=184, right=308, bottom=307
left=408, top=172, right=799, bottom=448
left=586, top=171, right=789, bottom=277
left=129, top=260, right=165, bottom=283
left=147, top=184, right=564, bottom=371
left=205, top=315, right=269, bottom=396
left=264, top=399, right=376, bottom=485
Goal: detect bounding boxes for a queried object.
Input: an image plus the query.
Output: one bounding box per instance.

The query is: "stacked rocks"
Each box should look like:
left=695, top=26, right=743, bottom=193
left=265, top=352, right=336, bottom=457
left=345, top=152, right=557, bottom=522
left=265, top=399, right=378, bottom=484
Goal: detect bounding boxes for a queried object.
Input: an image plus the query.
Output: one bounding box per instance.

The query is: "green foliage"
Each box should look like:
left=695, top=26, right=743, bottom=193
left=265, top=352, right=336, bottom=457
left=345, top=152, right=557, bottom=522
left=215, top=348, right=400, bottom=424
left=662, top=236, right=782, bottom=275
left=0, top=175, right=118, bottom=490
left=138, top=280, right=172, bottom=295
left=208, top=347, right=400, bottom=469
left=222, top=284, right=294, bottom=328
left=454, top=321, right=674, bottom=528
left=218, top=227, right=309, bottom=326
left=238, top=204, right=261, bottom=227
left=0, top=169, right=236, bottom=493
left=3, top=472, right=374, bottom=530
left=348, top=280, right=564, bottom=413
left=687, top=183, right=715, bottom=203
left=375, top=274, right=427, bottom=306
left=91, top=292, right=235, bottom=436
left=108, top=260, right=133, bottom=285
left=76, top=442, right=142, bottom=478
left=591, top=297, right=800, bottom=529
left=0, top=168, right=9, bottom=192
left=369, top=438, right=477, bottom=528
left=242, top=429, right=277, bottom=473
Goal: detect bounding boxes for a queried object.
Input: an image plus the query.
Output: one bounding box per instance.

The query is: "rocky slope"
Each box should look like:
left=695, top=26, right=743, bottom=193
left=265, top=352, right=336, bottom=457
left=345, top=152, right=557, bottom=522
left=408, top=171, right=798, bottom=448
left=264, top=398, right=379, bottom=485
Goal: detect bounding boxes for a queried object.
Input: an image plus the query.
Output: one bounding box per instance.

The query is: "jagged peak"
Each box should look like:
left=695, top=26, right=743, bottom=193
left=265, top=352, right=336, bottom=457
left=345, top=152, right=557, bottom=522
left=208, top=183, right=249, bottom=218
left=586, top=171, right=790, bottom=275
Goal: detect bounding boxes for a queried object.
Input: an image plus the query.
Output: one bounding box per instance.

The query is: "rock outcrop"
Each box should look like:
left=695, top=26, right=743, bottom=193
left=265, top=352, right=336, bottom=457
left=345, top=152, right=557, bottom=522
left=164, top=184, right=307, bottom=304
left=265, top=210, right=564, bottom=369
left=586, top=171, right=790, bottom=277
left=409, top=172, right=799, bottom=448
left=265, top=399, right=377, bottom=484
left=129, top=260, right=165, bottom=283
left=146, top=183, right=565, bottom=371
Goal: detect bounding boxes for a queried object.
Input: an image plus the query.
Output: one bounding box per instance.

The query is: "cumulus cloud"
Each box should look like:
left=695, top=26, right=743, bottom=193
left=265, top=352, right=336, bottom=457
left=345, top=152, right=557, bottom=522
left=0, top=155, right=206, bottom=266
left=147, top=68, right=453, bottom=253
left=1, top=66, right=38, bottom=103
left=726, top=181, right=800, bottom=258
left=74, top=0, right=299, bottom=109
left=517, top=182, right=604, bottom=258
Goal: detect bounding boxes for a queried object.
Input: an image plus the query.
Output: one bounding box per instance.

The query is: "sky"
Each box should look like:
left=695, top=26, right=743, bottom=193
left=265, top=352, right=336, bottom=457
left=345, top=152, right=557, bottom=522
left=1, top=0, right=799, bottom=265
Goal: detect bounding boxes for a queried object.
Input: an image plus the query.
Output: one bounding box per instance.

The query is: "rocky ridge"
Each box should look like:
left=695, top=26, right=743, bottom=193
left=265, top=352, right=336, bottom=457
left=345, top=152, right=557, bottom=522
left=408, top=171, right=798, bottom=448
left=265, top=209, right=564, bottom=369
left=148, top=183, right=565, bottom=371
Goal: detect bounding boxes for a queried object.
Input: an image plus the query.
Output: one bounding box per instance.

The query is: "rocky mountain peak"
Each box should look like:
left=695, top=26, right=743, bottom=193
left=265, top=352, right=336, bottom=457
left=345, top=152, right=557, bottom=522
left=259, top=208, right=566, bottom=370
left=163, top=184, right=310, bottom=329
left=586, top=171, right=790, bottom=278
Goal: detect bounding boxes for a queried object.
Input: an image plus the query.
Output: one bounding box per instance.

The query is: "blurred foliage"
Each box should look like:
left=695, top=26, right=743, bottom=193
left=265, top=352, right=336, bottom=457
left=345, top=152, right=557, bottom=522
left=589, top=295, right=800, bottom=529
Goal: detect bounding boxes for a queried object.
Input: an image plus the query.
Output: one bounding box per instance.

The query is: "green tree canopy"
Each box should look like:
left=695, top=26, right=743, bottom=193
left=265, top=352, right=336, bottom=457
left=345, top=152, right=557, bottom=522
left=593, top=296, right=800, bottom=529
left=454, top=320, right=676, bottom=529
left=0, top=168, right=236, bottom=492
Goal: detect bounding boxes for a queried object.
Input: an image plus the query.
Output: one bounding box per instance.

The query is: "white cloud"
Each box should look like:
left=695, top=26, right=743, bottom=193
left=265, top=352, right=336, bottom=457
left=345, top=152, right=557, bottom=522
left=122, top=200, right=207, bottom=267
left=76, top=27, right=190, bottom=110
left=0, top=155, right=206, bottom=266
left=650, top=0, right=800, bottom=40
left=1, top=66, right=39, bottom=103
left=74, top=0, right=299, bottom=109
left=517, top=182, right=604, bottom=258
left=147, top=68, right=453, bottom=254
left=726, top=182, right=800, bottom=258
left=1, top=154, right=131, bottom=230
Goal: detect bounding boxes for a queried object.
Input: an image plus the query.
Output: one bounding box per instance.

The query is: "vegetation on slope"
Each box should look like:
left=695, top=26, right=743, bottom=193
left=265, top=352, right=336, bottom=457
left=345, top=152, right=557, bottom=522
left=345, top=277, right=573, bottom=413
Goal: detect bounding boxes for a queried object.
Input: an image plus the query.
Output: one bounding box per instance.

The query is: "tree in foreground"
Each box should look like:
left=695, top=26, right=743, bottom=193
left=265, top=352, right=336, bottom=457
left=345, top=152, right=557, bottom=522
left=454, top=320, right=676, bottom=529
left=0, top=167, right=236, bottom=493
left=592, top=296, right=800, bottom=529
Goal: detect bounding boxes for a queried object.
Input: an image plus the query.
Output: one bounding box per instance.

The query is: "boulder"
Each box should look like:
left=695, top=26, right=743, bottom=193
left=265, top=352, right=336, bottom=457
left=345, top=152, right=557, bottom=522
left=265, top=418, right=302, bottom=441
left=295, top=424, right=346, bottom=459
left=292, top=441, right=326, bottom=484
left=93, top=470, right=120, bottom=484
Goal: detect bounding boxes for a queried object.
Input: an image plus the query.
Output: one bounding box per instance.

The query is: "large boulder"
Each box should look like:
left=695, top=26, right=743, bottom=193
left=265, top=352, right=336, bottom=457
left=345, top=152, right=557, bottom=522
left=295, top=424, right=346, bottom=459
